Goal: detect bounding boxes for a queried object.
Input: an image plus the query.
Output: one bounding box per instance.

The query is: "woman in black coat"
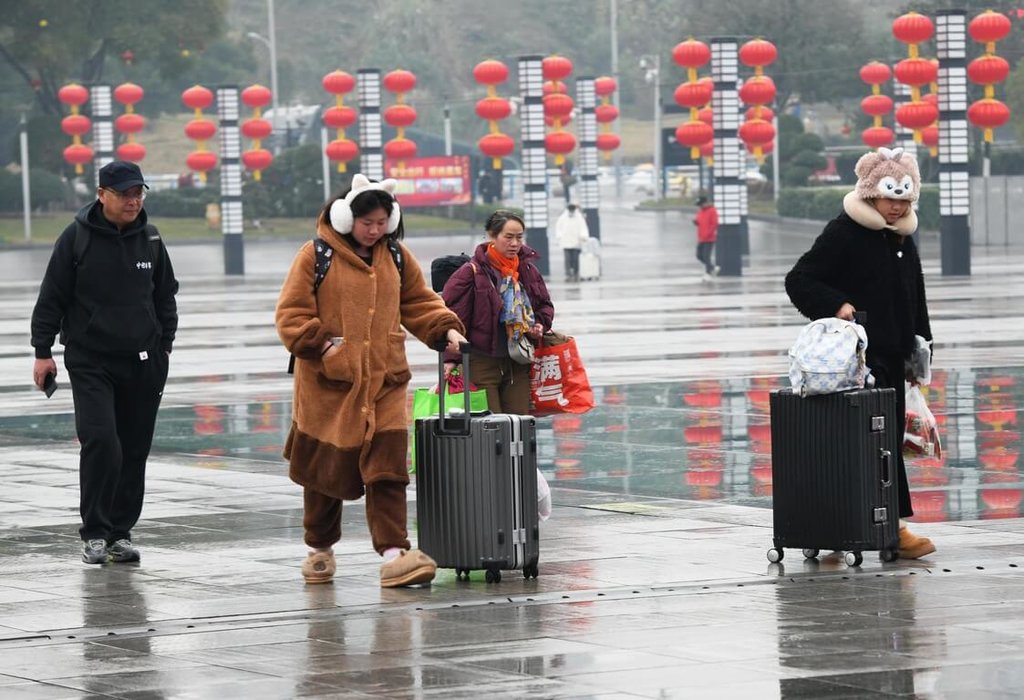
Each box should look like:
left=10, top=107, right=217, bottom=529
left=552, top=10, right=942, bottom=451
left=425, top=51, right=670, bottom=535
left=785, top=147, right=935, bottom=560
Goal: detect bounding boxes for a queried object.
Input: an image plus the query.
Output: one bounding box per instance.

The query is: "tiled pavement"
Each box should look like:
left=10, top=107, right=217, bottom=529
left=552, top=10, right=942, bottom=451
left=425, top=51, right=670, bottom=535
left=0, top=203, right=1022, bottom=698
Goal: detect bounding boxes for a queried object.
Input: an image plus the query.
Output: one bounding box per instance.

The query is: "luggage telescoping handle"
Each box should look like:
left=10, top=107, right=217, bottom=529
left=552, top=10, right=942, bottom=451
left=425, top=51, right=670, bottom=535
left=436, top=341, right=473, bottom=436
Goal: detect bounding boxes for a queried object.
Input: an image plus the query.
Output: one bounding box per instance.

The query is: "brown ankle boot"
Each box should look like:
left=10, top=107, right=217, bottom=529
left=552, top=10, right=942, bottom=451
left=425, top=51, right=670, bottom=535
left=898, top=526, right=936, bottom=559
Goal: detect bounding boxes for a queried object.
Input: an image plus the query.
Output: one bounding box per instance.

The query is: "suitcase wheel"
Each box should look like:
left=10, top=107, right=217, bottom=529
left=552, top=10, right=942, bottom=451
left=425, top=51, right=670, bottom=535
left=879, top=548, right=898, bottom=563
left=455, top=568, right=471, bottom=581
left=523, top=562, right=539, bottom=579
left=485, top=568, right=502, bottom=584
left=802, top=548, right=820, bottom=560
left=844, top=551, right=864, bottom=567
left=766, top=548, right=783, bottom=563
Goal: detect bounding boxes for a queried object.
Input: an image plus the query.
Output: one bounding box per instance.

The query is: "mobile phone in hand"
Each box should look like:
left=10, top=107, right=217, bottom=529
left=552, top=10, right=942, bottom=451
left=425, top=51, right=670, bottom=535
left=43, top=372, right=57, bottom=398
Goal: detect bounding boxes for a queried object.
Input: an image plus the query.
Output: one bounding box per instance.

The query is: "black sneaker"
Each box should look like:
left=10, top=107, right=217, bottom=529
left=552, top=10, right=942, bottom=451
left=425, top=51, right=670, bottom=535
left=108, top=539, right=140, bottom=563
left=82, top=539, right=108, bottom=564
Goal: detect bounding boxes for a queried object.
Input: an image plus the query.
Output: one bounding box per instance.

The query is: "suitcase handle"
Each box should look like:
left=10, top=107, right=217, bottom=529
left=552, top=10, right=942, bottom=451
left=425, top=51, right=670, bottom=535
left=879, top=448, right=892, bottom=487
left=437, top=341, right=473, bottom=436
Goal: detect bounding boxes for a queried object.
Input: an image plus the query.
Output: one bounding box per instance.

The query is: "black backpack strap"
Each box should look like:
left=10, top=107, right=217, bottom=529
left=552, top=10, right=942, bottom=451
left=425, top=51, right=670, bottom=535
left=312, top=238, right=333, bottom=294
left=387, top=238, right=405, bottom=281
left=72, top=221, right=90, bottom=268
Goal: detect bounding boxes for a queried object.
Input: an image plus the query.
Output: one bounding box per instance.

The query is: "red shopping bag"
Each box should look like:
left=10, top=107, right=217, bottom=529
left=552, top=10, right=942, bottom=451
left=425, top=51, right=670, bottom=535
left=530, top=334, right=595, bottom=416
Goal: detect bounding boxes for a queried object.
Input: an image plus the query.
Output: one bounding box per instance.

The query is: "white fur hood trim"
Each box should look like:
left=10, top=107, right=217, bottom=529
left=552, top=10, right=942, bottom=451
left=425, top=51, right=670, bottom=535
left=842, top=191, right=918, bottom=237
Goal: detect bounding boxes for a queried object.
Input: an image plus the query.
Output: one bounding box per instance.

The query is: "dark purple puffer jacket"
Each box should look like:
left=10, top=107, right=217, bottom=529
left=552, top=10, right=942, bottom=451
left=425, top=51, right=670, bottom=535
left=441, top=242, right=554, bottom=357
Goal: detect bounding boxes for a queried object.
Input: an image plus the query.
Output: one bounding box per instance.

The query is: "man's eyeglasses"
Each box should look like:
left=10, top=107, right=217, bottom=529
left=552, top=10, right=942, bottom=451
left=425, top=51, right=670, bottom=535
left=102, top=188, right=146, bottom=202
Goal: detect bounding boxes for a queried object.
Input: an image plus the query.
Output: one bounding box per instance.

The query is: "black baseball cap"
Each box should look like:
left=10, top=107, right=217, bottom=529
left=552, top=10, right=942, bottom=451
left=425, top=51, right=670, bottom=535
left=98, top=160, right=149, bottom=192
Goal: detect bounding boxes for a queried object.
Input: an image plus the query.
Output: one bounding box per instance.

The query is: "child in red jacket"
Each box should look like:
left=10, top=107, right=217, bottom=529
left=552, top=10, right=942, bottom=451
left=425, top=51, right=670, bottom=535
left=693, top=196, right=719, bottom=281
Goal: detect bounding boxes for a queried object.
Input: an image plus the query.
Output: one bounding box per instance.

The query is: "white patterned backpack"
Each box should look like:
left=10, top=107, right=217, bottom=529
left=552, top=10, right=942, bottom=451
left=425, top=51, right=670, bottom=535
left=788, top=318, right=874, bottom=397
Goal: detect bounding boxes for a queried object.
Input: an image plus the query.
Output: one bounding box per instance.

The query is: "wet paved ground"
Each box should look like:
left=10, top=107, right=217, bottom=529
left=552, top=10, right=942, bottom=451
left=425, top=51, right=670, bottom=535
left=1, top=200, right=1023, bottom=698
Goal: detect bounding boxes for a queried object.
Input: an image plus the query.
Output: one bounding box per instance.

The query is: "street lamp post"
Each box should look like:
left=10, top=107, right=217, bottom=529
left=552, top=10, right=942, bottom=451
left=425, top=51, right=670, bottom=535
left=246, top=0, right=279, bottom=153
left=641, top=54, right=662, bottom=202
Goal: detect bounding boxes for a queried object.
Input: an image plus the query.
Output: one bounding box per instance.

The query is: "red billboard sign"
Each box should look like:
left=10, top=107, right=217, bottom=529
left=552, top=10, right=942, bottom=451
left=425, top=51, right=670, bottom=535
left=384, top=155, right=472, bottom=207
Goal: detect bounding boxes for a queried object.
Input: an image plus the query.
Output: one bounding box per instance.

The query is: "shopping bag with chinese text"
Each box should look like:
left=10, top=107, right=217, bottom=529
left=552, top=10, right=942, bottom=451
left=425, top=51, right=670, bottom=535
left=530, top=335, right=595, bottom=416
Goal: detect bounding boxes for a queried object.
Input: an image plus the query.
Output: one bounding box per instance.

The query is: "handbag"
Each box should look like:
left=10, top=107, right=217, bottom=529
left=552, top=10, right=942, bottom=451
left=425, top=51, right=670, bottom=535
left=530, top=331, right=594, bottom=416
left=788, top=317, right=874, bottom=396
left=508, top=334, right=535, bottom=365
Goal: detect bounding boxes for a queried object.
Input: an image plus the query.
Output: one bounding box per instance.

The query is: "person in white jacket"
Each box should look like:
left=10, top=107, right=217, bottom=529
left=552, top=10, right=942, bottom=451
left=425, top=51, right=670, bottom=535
left=555, top=204, right=590, bottom=282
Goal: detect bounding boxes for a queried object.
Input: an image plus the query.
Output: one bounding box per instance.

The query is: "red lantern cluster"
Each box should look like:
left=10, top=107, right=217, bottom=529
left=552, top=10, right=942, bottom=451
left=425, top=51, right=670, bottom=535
left=892, top=12, right=938, bottom=144
left=473, top=59, right=514, bottom=170
left=113, top=82, right=145, bottom=163
left=383, top=69, right=418, bottom=167
left=543, top=55, right=576, bottom=165
left=967, top=10, right=1013, bottom=144
left=240, top=84, right=273, bottom=181
left=738, top=38, right=778, bottom=164
left=322, top=70, right=359, bottom=173
left=59, top=83, right=92, bottom=175
left=672, top=39, right=713, bottom=160
left=182, top=85, right=217, bottom=181
left=594, top=76, right=620, bottom=160
left=859, top=62, right=895, bottom=149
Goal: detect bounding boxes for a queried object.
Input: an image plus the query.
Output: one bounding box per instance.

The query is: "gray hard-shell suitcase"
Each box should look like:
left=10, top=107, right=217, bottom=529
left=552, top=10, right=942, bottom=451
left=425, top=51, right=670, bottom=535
left=414, top=344, right=540, bottom=582
left=767, top=387, right=900, bottom=567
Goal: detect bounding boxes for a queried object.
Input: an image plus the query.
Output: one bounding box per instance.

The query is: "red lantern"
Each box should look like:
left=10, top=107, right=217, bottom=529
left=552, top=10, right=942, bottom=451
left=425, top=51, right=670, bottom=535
left=475, top=97, right=511, bottom=121
left=382, top=69, right=417, bottom=93
left=63, top=143, right=94, bottom=166
left=968, top=98, right=1011, bottom=141
left=58, top=83, right=89, bottom=107
left=242, top=148, right=273, bottom=171
left=61, top=115, right=92, bottom=136
left=186, top=151, right=217, bottom=172
left=895, top=58, right=938, bottom=87
left=862, top=126, right=894, bottom=148
left=859, top=62, right=892, bottom=85
left=478, top=133, right=515, bottom=159
left=542, top=55, right=573, bottom=81
left=594, top=76, right=617, bottom=96
left=241, top=84, right=272, bottom=109
left=326, top=138, right=359, bottom=163
left=545, top=113, right=572, bottom=128
left=922, top=93, right=938, bottom=107
left=739, top=119, right=775, bottom=147
left=545, top=130, right=576, bottom=156
left=241, top=118, right=272, bottom=140
left=745, top=106, right=773, bottom=122
left=384, top=104, right=417, bottom=128
left=322, top=106, right=357, bottom=129
left=543, top=92, right=574, bottom=119
left=185, top=118, right=217, bottom=141
left=595, top=104, right=619, bottom=123
left=672, top=39, right=711, bottom=68
left=896, top=101, right=939, bottom=130
left=700, top=140, right=714, bottom=159
left=113, top=82, right=144, bottom=106
left=921, top=124, right=939, bottom=150
left=739, top=76, right=776, bottom=106
left=181, top=85, right=214, bottom=111
left=968, top=55, right=1010, bottom=85
left=384, top=137, right=417, bottom=160
left=596, top=133, right=621, bottom=152
left=473, top=59, right=509, bottom=85
left=116, top=142, right=146, bottom=162
left=543, top=80, right=566, bottom=95
left=969, top=10, right=1012, bottom=44
left=675, top=121, right=713, bottom=148
left=739, top=39, right=777, bottom=68
left=746, top=140, right=773, bottom=156
left=892, top=12, right=934, bottom=44
left=674, top=81, right=714, bottom=109
left=861, top=95, right=894, bottom=117
left=322, top=70, right=355, bottom=95
left=115, top=113, right=145, bottom=134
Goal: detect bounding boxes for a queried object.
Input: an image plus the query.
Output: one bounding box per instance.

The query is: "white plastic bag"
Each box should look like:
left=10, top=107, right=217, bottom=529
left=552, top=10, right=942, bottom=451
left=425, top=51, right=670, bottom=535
left=906, top=335, right=932, bottom=386
left=904, top=382, right=941, bottom=458
left=537, top=469, right=552, bottom=521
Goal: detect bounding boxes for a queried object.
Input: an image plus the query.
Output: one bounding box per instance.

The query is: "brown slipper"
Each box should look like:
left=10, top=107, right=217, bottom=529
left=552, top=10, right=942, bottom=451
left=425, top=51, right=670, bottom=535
left=302, top=550, right=336, bottom=584
left=380, top=549, right=436, bottom=588
left=898, top=527, right=936, bottom=560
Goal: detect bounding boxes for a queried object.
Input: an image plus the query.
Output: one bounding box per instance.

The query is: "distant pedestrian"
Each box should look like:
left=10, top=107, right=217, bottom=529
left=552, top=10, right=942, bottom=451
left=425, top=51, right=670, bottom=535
left=555, top=203, right=590, bottom=282
left=30, top=161, right=179, bottom=565
left=559, top=164, right=576, bottom=205
left=693, top=195, right=719, bottom=281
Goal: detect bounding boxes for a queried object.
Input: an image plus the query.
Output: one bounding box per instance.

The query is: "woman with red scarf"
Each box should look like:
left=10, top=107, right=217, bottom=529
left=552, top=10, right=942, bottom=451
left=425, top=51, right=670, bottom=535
left=442, top=210, right=554, bottom=413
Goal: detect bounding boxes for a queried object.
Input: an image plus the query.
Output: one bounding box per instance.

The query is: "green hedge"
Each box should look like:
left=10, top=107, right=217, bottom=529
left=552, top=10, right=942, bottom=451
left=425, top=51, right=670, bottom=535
left=0, top=168, right=69, bottom=212
left=143, top=187, right=220, bottom=218
left=777, top=186, right=939, bottom=230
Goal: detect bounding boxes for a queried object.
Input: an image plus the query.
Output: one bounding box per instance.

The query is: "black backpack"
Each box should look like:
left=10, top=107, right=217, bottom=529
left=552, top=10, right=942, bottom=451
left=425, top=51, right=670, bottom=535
left=287, top=237, right=405, bottom=374
left=430, top=253, right=471, bottom=293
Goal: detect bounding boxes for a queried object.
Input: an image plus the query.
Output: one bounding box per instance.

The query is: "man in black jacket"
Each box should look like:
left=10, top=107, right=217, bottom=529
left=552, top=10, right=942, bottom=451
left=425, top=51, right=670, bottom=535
left=30, top=161, right=179, bottom=564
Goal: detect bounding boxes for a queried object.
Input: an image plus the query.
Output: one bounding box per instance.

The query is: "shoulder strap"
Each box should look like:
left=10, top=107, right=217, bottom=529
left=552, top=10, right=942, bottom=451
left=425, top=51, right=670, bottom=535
left=387, top=238, right=405, bottom=280
left=312, top=238, right=333, bottom=294
left=72, top=221, right=90, bottom=268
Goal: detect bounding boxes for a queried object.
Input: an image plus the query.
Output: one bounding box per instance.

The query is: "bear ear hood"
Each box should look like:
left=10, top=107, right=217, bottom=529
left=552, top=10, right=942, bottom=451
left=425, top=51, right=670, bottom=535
left=853, top=147, right=921, bottom=202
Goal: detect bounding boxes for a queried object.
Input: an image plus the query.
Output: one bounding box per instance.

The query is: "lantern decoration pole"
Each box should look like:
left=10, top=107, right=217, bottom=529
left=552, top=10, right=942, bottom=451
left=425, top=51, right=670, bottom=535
left=936, top=10, right=971, bottom=276
left=217, top=85, right=244, bottom=276
left=518, top=54, right=550, bottom=276
left=892, top=12, right=938, bottom=155
left=921, top=62, right=940, bottom=157
left=594, top=76, right=620, bottom=166
left=322, top=70, right=359, bottom=178
left=59, top=84, right=93, bottom=176
left=672, top=39, right=713, bottom=198
left=20, top=114, right=31, bottom=241
left=859, top=62, right=895, bottom=149
left=320, top=125, right=331, bottom=201
left=382, top=69, right=418, bottom=171
left=576, top=76, right=601, bottom=239
left=357, top=69, right=384, bottom=180
left=182, top=85, right=217, bottom=183
left=710, top=37, right=743, bottom=277
left=89, top=84, right=114, bottom=180
left=113, top=82, right=146, bottom=163
left=966, top=10, right=1012, bottom=171
left=737, top=38, right=777, bottom=165
left=893, top=77, right=918, bottom=159
left=542, top=54, right=577, bottom=204
left=473, top=59, right=514, bottom=173
left=240, top=84, right=274, bottom=181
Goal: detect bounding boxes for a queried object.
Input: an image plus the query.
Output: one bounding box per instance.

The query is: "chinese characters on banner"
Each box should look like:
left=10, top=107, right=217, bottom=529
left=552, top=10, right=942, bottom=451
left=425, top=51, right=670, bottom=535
left=384, top=155, right=471, bottom=207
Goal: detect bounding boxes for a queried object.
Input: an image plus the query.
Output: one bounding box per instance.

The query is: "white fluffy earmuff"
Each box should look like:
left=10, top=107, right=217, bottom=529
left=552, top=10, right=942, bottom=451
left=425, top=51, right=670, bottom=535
left=328, top=173, right=402, bottom=234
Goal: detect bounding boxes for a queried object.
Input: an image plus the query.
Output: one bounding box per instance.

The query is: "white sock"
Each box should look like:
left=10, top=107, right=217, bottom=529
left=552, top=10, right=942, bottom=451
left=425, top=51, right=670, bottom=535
left=382, top=547, right=402, bottom=562
left=899, top=519, right=908, bottom=529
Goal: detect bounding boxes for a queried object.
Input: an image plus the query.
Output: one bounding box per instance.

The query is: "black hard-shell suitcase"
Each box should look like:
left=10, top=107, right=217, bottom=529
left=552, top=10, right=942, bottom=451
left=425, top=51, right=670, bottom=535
left=767, top=387, right=900, bottom=566
left=414, top=344, right=540, bottom=582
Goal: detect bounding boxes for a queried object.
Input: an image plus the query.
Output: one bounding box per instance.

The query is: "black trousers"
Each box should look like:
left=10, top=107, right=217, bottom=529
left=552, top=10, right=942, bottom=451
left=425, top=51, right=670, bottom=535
left=64, top=345, right=168, bottom=542
left=696, top=241, right=715, bottom=273
left=866, top=350, right=914, bottom=519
